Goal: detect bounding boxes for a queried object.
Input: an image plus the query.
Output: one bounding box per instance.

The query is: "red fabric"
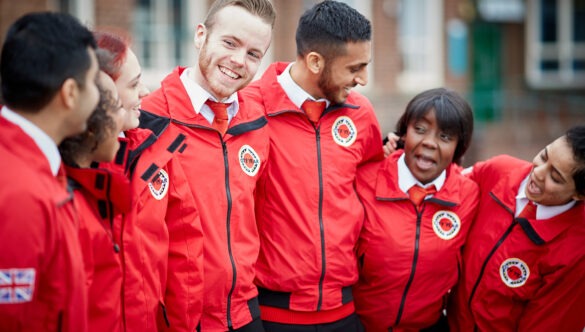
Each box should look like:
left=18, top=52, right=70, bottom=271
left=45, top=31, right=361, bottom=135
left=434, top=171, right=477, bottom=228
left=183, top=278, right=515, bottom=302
left=0, top=117, right=87, bottom=331
left=353, top=151, right=479, bottom=331
left=408, top=184, right=437, bottom=208
left=302, top=99, right=326, bottom=123
left=260, top=302, right=355, bottom=325
left=98, top=123, right=203, bottom=332
left=206, top=100, right=229, bottom=135
left=243, top=62, right=384, bottom=317
left=449, top=155, right=585, bottom=332
left=518, top=200, right=537, bottom=220
left=66, top=166, right=131, bottom=332
left=141, top=67, right=268, bottom=331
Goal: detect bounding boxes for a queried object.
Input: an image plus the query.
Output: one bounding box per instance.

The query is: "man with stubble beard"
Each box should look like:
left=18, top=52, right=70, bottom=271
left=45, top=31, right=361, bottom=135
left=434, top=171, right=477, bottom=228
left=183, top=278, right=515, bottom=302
left=241, top=1, right=383, bottom=331
left=139, top=0, right=275, bottom=331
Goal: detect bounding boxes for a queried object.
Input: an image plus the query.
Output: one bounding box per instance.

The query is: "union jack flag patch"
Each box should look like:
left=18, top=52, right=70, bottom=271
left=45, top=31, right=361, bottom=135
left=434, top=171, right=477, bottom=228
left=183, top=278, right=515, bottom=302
left=0, top=268, right=36, bottom=304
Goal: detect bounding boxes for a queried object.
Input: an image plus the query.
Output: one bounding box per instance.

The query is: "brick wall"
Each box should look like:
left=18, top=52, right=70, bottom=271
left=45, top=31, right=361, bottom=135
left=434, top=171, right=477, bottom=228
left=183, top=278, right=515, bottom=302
left=94, top=0, right=134, bottom=32
left=0, top=0, right=49, bottom=46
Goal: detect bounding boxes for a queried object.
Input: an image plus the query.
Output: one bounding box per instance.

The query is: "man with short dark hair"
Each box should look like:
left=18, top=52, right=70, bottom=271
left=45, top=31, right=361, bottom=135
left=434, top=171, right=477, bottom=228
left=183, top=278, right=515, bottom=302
left=243, top=1, right=383, bottom=330
left=0, top=11, right=99, bottom=331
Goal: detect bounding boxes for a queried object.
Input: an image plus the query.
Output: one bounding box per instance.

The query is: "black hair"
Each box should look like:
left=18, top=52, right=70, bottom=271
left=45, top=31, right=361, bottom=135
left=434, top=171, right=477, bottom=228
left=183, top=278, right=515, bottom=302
left=565, top=126, right=585, bottom=196
left=296, top=0, right=371, bottom=59
left=0, top=12, right=96, bottom=112
left=395, top=88, right=474, bottom=165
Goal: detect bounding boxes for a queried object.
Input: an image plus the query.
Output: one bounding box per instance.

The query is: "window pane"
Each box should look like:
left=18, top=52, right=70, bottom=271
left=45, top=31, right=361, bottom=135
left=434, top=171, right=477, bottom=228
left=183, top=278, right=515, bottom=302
left=135, top=0, right=152, bottom=67
left=574, top=0, right=585, bottom=41
left=540, top=60, right=560, bottom=70
left=574, top=59, right=585, bottom=70
left=541, top=0, right=557, bottom=42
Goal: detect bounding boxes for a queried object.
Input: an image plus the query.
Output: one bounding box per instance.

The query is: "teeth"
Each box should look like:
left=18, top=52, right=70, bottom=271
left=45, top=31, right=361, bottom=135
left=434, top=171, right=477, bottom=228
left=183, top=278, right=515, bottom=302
left=220, top=66, right=238, bottom=79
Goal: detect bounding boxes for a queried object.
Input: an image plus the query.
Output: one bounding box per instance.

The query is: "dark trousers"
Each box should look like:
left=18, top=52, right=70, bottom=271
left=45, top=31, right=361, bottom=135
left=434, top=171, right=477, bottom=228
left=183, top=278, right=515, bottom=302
left=262, top=313, right=363, bottom=332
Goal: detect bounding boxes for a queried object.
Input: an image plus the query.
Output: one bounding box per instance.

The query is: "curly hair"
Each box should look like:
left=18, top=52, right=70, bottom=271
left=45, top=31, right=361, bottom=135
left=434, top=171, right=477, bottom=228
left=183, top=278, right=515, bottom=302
left=59, top=80, right=117, bottom=166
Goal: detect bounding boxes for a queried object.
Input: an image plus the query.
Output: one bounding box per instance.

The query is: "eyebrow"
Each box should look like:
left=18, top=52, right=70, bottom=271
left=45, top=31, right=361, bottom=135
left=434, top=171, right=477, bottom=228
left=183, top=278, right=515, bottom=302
left=129, top=73, right=142, bottom=85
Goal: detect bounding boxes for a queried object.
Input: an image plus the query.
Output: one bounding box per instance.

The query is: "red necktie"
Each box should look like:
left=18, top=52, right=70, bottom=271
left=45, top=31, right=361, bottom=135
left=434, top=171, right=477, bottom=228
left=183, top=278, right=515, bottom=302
left=206, top=100, right=229, bottom=136
left=302, top=100, right=326, bottom=123
left=518, top=200, right=537, bottom=220
left=408, top=185, right=437, bottom=208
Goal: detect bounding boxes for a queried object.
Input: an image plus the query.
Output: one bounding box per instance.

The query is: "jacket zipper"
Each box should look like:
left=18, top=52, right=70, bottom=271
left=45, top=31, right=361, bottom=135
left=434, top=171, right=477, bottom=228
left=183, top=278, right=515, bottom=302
left=468, top=193, right=517, bottom=330
left=394, top=203, right=424, bottom=325
left=222, top=139, right=237, bottom=329
left=315, top=127, right=326, bottom=311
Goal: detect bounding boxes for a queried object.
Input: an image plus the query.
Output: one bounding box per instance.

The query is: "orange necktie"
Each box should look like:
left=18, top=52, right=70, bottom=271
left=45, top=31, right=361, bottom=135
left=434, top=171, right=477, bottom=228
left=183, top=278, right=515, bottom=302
left=408, top=185, right=437, bottom=208
left=302, top=100, right=326, bottom=123
left=206, top=99, right=230, bottom=136
left=518, top=200, right=537, bottom=220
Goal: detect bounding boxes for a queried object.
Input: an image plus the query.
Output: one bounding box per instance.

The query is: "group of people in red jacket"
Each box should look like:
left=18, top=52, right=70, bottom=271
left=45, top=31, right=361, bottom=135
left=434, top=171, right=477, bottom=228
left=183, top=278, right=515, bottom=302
left=1, top=0, right=584, bottom=332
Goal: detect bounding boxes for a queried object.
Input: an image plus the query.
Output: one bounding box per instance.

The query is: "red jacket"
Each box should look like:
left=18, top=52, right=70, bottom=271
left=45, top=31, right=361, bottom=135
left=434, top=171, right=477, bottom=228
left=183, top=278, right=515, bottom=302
left=244, top=62, right=384, bottom=317
left=448, top=155, right=585, bottom=331
left=353, top=151, right=478, bottom=331
left=65, top=166, right=131, bottom=332
left=107, top=116, right=202, bottom=332
left=0, top=117, right=87, bottom=331
left=141, top=67, right=268, bottom=331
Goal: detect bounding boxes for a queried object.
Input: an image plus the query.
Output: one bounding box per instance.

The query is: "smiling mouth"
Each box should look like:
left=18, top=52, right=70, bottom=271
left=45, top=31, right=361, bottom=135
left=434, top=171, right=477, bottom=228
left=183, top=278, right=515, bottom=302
left=219, top=66, right=240, bottom=80
left=526, top=177, right=542, bottom=196
left=415, top=155, right=436, bottom=171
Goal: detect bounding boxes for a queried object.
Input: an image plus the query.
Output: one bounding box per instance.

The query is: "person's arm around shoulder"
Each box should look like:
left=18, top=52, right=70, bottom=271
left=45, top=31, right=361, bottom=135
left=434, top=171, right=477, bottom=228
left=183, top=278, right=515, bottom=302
left=160, top=155, right=204, bottom=332
left=518, top=255, right=585, bottom=331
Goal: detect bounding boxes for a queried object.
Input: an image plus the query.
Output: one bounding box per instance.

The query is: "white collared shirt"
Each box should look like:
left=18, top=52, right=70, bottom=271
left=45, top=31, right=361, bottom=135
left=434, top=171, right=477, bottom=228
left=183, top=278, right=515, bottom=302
left=276, top=62, right=330, bottom=108
left=397, top=153, right=446, bottom=195
left=179, top=67, right=239, bottom=124
left=516, top=176, right=575, bottom=219
left=1, top=106, right=61, bottom=175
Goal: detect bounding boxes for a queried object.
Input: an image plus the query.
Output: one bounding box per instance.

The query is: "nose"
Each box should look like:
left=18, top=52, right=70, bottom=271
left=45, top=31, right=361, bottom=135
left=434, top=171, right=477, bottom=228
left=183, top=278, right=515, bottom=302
left=531, top=162, right=547, bottom=181
left=421, top=134, right=439, bottom=149
left=230, top=49, right=246, bottom=66
left=355, top=69, right=368, bottom=86
left=139, top=83, right=150, bottom=99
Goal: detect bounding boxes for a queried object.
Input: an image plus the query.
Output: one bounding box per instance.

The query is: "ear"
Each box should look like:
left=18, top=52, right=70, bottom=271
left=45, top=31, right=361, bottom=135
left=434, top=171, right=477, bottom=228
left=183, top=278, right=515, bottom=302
left=306, top=51, right=325, bottom=75
left=60, top=78, right=79, bottom=110
left=194, top=23, right=206, bottom=50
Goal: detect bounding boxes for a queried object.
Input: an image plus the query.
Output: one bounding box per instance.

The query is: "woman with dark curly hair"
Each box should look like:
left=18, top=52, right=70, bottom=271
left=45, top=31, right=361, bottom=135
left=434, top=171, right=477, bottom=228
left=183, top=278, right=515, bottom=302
left=58, top=71, right=128, bottom=332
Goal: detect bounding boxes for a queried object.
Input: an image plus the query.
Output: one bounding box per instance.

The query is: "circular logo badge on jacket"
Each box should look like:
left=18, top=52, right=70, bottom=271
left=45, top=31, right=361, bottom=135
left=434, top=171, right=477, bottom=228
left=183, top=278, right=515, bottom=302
left=432, top=210, right=461, bottom=240
left=332, top=116, right=357, bottom=147
left=500, top=258, right=530, bottom=288
left=239, top=145, right=260, bottom=176
left=148, top=169, right=169, bottom=200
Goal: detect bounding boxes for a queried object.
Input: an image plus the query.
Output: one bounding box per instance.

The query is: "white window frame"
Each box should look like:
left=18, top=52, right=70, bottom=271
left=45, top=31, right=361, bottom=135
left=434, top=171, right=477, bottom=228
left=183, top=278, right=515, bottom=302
left=55, top=0, right=95, bottom=26
left=526, top=0, right=585, bottom=89
left=135, top=0, right=206, bottom=90
left=396, top=0, right=444, bottom=93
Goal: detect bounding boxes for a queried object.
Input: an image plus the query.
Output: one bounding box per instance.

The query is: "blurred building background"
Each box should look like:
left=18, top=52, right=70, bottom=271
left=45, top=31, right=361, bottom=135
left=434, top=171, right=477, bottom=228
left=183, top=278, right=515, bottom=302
left=1, top=0, right=583, bottom=165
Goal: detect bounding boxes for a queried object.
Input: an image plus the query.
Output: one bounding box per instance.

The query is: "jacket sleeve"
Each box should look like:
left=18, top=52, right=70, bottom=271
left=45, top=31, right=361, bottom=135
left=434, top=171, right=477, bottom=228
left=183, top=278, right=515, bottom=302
left=77, top=209, right=95, bottom=293
left=359, top=105, right=384, bottom=165
left=158, top=156, right=204, bottom=332
left=0, top=191, right=62, bottom=330
left=518, top=256, right=585, bottom=331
